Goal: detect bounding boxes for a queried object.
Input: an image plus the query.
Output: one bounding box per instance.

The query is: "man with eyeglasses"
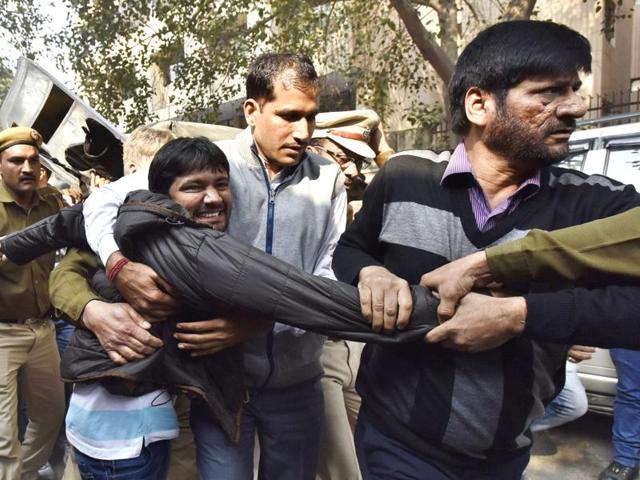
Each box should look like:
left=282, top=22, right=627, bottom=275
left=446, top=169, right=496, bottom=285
left=307, top=110, right=393, bottom=480
left=309, top=110, right=394, bottom=223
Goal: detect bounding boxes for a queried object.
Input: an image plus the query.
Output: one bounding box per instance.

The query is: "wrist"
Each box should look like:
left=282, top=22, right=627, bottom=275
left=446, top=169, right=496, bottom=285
left=107, top=257, right=130, bottom=282
left=359, top=265, right=388, bottom=281
left=506, top=297, right=527, bottom=335
left=80, top=299, right=101, bottom=330
left=468, top=251, right=492, bottom=286
left=106, top=250, right=124, bottom=271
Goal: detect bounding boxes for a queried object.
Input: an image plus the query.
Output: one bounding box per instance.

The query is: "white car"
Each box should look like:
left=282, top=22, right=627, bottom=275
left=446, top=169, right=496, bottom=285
left=562, top=120, right=640, bottom=413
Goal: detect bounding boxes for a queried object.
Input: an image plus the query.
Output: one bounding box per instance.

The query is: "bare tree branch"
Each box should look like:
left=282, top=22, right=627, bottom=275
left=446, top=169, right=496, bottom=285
left=388, top=0, right=455, bottom=84
left=461, top=0, right=483, bottom=24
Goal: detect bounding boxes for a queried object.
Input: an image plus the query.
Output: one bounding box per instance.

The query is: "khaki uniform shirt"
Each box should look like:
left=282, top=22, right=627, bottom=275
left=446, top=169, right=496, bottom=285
left=49, top=248, right=100, bottom=322
left=487, top=206, right=640, bottom=283
left=0, top=182, right=61, bottom=321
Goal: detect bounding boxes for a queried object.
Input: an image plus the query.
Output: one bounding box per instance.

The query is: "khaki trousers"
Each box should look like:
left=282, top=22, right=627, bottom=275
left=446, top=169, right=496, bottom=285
left=168, top=393, right=198, bottom=480
left=317, top=340, right=364, bottom=480
left=0, top=320, right=65, bottom=480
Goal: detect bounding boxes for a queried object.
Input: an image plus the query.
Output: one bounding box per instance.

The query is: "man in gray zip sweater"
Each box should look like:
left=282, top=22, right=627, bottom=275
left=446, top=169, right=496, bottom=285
left=82, top=53, right=347, bottom=480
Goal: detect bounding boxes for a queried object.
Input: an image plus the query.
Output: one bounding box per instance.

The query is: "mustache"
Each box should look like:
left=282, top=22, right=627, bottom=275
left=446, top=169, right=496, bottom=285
left=283, top=142, right=307, bottom=149
left=547, top=118, right=576, bottom=133
left=19, top=174, right=36, bottom=181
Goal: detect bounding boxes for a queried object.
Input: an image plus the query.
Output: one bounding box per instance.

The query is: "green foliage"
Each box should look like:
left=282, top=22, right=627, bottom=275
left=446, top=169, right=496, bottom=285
left=0, top=62, right=13, bottom=102
left=54, top=0, right=446, bottom=130
left=2, top=0, right=629, bottom=133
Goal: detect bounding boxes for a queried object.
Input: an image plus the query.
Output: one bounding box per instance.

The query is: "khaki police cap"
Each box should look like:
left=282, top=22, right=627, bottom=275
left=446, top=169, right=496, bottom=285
left=312, top=110, right=380, bottom=159
left=0, top=126, right=43, bottom=154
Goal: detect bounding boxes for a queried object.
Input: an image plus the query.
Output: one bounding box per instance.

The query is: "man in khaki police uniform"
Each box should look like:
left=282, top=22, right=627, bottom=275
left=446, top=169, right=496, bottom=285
left=308, top=110, right=393, bottom=480
left=0, top=126, right=65, bottom=479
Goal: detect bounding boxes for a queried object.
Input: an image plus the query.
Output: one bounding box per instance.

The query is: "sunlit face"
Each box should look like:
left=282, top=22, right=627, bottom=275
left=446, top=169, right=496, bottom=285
left=309, top=139, right=366, bottom=200
left=245, top=72, right=319, bottom=174
left=168, top=169, right=232, bottom=231
left=0, top=144, right=41, bottom=199
left=483, top=72, right=587, bottom=168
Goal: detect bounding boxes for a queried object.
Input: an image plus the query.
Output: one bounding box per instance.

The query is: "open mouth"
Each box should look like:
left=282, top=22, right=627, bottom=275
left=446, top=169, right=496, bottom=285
left=196, top=210, right=224, bottom=220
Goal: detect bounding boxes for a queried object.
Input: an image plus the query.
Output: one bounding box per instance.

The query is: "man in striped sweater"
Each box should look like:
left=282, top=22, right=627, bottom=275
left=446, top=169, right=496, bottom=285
left=332, top=20, right=640, bottom=480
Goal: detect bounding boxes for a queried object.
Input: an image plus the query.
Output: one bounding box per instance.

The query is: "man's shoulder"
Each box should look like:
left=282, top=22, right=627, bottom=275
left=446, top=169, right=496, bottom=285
left=547, top=165, right=631, bottom=192
left=390, top=150, right=452, bottom=164
left=380, top=150, right=451, bottom=182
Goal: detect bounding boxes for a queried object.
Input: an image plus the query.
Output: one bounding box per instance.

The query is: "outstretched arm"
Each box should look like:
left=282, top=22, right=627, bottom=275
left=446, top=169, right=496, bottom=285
left=421, top=207, right=640, bottom=319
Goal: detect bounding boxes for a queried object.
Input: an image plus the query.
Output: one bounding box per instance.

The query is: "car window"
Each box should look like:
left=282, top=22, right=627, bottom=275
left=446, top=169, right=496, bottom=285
left=604, top=144, right=640, bottom=189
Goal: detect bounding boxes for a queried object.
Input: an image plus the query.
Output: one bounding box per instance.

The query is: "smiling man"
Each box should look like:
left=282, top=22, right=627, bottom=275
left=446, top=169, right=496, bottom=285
left=82, top=53, right=346, bottom=480
left=0, top=126, right=65, bottom=480
left=332, top=21, right=640, bottom=480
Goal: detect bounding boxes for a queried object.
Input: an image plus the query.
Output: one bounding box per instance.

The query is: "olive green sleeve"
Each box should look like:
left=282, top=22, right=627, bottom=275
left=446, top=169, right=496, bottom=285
left=49, top=248, right=101, bottom=323
left=487, top=207, right=640, bottom=283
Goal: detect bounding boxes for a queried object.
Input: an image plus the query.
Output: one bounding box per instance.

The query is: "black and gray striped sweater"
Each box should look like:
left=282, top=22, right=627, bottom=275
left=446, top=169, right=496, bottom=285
left=333, top=152, right=640, bottom=466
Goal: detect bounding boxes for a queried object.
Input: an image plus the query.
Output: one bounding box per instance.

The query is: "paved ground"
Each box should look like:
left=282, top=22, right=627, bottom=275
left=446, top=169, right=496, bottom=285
left=526, top=412, right=614, bottom=479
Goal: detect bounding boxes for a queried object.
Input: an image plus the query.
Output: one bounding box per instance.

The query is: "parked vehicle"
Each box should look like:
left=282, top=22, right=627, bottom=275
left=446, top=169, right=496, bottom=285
left=563, top=119, right=640, bottom=414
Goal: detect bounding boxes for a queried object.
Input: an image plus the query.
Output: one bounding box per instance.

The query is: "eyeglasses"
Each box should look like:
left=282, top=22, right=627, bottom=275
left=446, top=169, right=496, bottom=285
left=310, top=145, right=364, bottom=169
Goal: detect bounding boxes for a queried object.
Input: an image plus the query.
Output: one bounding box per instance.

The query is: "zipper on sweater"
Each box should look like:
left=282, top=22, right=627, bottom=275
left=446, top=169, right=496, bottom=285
left=258, top=159, right=277, bottom=389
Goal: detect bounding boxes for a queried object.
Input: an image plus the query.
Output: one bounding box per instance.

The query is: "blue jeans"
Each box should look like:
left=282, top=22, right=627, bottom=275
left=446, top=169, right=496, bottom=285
left=191, top=377, right=324, bottom=480
left=611, top=348, right=640, bottom=468
left=54, top=319, right=75, bottom=354
left=530, top=361, right=588, bottom=432
left=355, top=410, right=530, bottom=480
left=74, top=441, right=170, bottom=480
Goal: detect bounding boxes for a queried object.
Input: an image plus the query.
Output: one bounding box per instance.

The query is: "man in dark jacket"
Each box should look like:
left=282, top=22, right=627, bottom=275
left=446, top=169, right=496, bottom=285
left=331, top=20, right=640, bottom=480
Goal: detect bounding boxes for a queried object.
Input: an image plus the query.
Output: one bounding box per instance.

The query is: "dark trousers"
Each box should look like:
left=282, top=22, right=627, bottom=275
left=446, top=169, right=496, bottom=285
left=355, top=411, right=530, bottom=480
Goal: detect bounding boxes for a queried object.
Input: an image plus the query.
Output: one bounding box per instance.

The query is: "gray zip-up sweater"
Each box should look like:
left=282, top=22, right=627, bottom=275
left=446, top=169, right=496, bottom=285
left=217, top=128, right=347, bottom=388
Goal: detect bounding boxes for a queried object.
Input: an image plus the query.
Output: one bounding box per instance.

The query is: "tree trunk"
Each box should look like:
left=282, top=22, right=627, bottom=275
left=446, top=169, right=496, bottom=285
left=388, top=0, right=456, bottom=84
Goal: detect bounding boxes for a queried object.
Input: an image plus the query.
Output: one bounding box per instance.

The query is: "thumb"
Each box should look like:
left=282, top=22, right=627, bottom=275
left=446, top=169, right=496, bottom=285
left=436, top=301, right=456, bottom=322
left=425, top=323, right=449, bottom=344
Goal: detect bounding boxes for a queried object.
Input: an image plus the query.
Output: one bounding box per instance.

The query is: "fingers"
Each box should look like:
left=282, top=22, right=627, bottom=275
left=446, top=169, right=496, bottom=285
left=568, top=345, right=596, bottom=362
left=174, top=332, right=218, bottom=345
left=175, top=319, right=224, bottom=333
left=425, top=323, right=450, bottom=345
left=358, top=266, right=413, bottom=333
left=396, top=286, right=413, bottom=330
left=358, top=283, right=373, bottom=323
left=370, top=285, right=385, bottom=332
left=154, top=274, right=178, bottom=298
left=107, top=350, right=128, bottom=365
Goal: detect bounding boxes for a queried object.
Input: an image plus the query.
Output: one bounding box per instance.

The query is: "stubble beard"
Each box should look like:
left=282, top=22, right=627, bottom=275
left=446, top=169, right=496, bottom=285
left=483, top=108, right=575, bottom=169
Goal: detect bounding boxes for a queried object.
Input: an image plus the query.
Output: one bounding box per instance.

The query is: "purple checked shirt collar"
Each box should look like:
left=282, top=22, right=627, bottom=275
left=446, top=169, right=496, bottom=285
left=441, top=143, right=541, bottom=231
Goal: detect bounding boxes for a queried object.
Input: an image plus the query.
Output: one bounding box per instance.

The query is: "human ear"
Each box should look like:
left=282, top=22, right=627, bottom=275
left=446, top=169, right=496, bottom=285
left=464, top=87, right=494, bottom=128
left=243, top=99, right=259, bottom=127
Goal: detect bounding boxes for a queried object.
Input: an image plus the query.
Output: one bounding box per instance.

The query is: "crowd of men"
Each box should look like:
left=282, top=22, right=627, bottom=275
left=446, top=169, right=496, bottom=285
left=0, top=18, right=639, bottom=480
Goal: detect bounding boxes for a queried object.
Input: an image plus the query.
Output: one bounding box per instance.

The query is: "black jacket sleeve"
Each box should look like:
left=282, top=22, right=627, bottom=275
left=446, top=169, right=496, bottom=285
left=524, top=284, right=640, bottom=348
left=0, top=204, right=89, bottom=265
left=522, top=180, right=640, bottom=349
left=125, top=228, right=439, bottom=344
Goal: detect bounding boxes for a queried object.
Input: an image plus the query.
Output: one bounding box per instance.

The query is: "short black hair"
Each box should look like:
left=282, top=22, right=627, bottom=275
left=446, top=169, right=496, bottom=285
left=148, top=137, right=229, bottom=195
left=246, top=52, right=319, bottom=102
left=448, top=20, right=592, bottom=135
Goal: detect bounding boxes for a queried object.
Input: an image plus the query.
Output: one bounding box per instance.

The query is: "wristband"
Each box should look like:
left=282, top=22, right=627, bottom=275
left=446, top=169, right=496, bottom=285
left=107, top=257, right=130, bottom=282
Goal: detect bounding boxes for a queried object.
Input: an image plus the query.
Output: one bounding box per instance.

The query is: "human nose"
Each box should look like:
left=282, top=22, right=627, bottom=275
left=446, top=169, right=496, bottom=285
left=342, top=161, right=359, bottom=178
left=292, top=117, right=315, bottom=143
left=21, top=160, right=34, bottom=173
left=557, top=90, right=587, bottom=119
left=204, top=187, right=223, bottom=204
